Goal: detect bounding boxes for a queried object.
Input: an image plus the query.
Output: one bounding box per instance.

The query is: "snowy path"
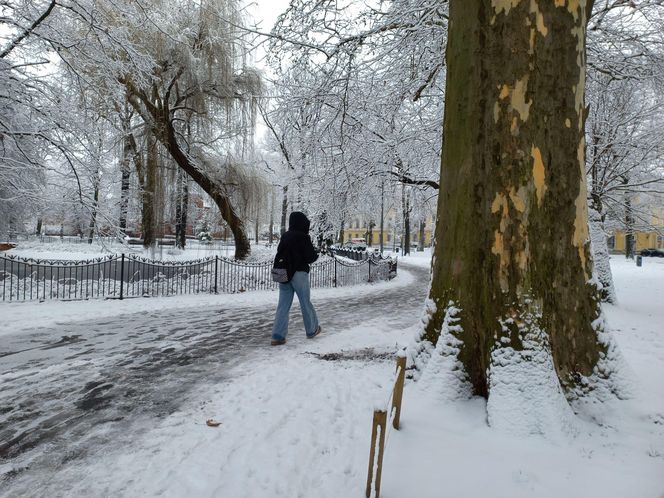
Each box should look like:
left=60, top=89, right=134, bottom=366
left=0, top=263, right=429, bottom=496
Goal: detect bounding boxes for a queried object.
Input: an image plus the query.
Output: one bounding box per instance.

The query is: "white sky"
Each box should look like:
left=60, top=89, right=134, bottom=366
left=246, top=0, right=291, bottom=70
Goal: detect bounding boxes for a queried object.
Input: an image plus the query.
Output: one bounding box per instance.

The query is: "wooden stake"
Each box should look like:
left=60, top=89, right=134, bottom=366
left=365, top=409, right=387, bottom=498
left=392, top=355, right=407, bottom=430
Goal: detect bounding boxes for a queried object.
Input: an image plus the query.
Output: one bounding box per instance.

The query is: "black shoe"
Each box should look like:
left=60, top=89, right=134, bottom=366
left=271, top=338, right=286, bottom=346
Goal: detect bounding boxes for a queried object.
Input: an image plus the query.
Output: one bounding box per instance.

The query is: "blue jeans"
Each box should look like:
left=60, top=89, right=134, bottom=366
left=271, top=271, right=319, bottom=341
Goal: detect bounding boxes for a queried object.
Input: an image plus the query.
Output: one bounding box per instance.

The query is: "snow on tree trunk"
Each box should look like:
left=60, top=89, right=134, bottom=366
left=589, top=207, right=617, bottom=304
left=280, top=186, right=288, bottom=236
left=417, top=0, right=626, bottom=433
left=623, top=177, right=635, bottom=260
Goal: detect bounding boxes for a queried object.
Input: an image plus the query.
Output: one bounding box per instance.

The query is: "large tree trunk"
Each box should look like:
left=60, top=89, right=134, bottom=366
left=421, top=0, right=611, bottom=414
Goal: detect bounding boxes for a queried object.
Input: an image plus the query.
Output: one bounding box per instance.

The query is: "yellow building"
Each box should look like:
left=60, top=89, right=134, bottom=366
left=611, top=230, right=663, bottom=252
left=343, top=214, right=434, bottom=248
left=611, top=205, right=664, bottom=253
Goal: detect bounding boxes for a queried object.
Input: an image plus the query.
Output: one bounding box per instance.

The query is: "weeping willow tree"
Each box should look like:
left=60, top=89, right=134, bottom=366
left=121, top=0, right=261, bottom=258
left=55, top=0, right=261, bottom=258
left=418, top=0, right=626, bottom=431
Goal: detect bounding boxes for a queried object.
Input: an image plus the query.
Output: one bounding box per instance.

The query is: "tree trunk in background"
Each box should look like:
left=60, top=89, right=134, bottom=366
left=87, top=173, right=100, bottom=244
left=254, top=207, right=259, bottom=244
left=380, top=181, right=385, bottom=252
left=269, top=187, right=275, bottom=244
left=422, top=0, right=606, bottom=402
left=119, top=112, right=131, bottom=235
left=35, top=218, right=42, bottom=236
left=339, top=216, right=345, bottom=245
left=280, top=185, right=288, bottom=235
left=175, top=168, right=189, bottom=249
left=402, top=185, right=411, bottom=255
left=589, top=206, right=617, bottom=303
left=142, top=131, right=158, bottom=249
left=623, top=176, right=635, bottom=259
left=589, top=159, right=617, bottom=303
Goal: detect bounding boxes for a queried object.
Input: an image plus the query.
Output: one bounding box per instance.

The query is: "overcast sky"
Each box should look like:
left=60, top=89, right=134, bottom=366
left=249, top=0, right=291, bottom=32
left=246, top=0, right=291, bottom=70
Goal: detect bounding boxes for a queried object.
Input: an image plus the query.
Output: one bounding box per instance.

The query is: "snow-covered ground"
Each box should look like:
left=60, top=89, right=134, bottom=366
left=0, top=264, right=426, bottom=497
left=3, top=239, right=277, bottom=262
left=1, top=256, right=662, bottom=497
left=385, top=256, right=664, bottom=498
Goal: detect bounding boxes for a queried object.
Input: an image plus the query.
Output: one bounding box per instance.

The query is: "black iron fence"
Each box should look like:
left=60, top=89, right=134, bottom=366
left=1, top=234, right=235, bottom=249
left=329, top=246, right=371, bottom=261
left=0, top=253, right=397, bottom=302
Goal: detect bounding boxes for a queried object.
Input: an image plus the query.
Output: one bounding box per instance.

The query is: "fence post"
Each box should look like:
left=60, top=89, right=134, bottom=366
left=366, top=408, right=387, bottom=498
left=119, top=253, right=125, bottom=300
left=368, top=259, right=372, bottom=283
left=392, top=355, right=407, bottom=430
left=334, top=257, right=338, bottom=287
left=214, top=256, right=219, bottom=294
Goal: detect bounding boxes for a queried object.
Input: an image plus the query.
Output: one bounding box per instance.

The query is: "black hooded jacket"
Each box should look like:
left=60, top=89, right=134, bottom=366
left=274, top=212, right=319, bottom=281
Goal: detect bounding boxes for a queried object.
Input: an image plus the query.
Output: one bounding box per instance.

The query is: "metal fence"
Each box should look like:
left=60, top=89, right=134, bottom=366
left=329, top=246, right=370, bottom=261
left=0, top=253, right=397, bottom=302
left=1, top=234, right=235, bottom=250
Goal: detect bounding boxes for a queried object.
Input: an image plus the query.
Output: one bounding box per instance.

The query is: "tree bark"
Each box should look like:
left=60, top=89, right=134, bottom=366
left=118, top=113, right=132, bottom=235
left=422, top=0, right=606, bottom=400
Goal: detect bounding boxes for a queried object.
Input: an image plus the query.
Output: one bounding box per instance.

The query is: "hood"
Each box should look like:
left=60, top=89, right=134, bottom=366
left=288, top=211, right=310, bottom=234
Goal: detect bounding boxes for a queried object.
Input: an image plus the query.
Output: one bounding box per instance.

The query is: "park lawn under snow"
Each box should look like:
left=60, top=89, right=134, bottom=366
left=3, top=239, right=276, bottom=262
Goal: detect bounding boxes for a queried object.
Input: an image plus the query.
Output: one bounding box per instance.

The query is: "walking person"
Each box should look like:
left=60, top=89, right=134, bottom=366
left=270, top=211, right=322, bottom=346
